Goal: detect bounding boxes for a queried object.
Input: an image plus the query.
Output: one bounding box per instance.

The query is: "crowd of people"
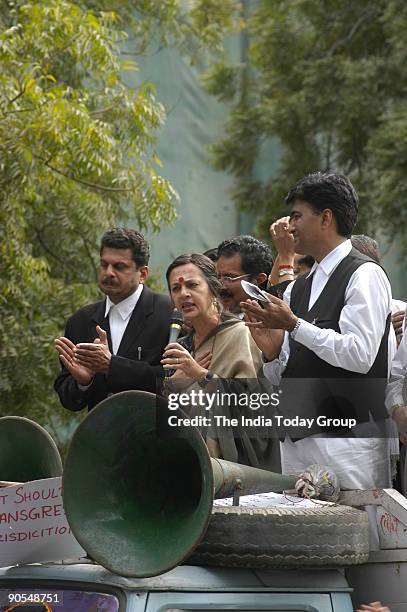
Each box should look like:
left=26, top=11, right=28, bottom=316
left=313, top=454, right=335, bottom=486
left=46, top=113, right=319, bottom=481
left=53, top=170, right=406, bottom=609
left=55, top=173, right=407, bottom=609
left=54, top=172, right=407, bottom=547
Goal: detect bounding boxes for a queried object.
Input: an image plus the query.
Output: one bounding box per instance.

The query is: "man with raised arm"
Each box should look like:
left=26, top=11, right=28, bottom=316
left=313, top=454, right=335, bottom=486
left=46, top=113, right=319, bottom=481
left=242, top=173, right=392, bottom=500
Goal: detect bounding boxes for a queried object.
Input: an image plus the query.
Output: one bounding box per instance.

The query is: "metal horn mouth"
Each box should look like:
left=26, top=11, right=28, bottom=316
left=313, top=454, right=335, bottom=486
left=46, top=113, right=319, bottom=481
left=62, top=391, right=214, bottom=578
left=0, top=416, right=62, bottom=485
left=62, top=390, right=298, bottom=578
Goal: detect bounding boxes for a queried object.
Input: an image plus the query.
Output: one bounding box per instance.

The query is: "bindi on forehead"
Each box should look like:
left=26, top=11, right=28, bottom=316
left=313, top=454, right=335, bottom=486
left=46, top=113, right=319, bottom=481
left=174, top=275, right=200, bottom=283
left=170, top=273, right=202, bottom=289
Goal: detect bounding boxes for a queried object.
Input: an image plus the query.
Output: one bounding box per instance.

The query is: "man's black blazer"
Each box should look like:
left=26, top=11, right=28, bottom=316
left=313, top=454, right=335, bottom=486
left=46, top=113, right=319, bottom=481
left=54, top=286, right=172, bottom=411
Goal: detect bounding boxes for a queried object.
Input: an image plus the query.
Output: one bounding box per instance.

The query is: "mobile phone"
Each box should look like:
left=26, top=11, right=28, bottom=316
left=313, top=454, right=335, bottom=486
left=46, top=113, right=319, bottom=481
left=241, top=279, right=271, bottom=303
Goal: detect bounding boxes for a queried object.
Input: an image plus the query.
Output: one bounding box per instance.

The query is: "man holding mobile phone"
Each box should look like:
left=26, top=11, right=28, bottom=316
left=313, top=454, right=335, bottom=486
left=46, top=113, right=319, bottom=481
left=241, top=172, right=392, bottom=518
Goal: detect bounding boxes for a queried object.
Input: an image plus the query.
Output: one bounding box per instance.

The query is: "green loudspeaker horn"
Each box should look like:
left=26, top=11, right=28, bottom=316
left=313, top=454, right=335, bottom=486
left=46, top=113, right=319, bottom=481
left=63, top=391, right=297, bottom=578
left=0, top=416, right=62, bottom=484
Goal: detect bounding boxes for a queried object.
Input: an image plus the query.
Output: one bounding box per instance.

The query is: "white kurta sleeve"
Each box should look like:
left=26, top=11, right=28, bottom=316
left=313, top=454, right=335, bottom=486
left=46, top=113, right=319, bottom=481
left=293, top=263, right=391, bottom=373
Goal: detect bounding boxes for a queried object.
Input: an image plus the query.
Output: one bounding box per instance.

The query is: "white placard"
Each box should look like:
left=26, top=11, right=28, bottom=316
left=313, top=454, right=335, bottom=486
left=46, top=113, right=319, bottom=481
left=0, top=477, right=85, bottom=567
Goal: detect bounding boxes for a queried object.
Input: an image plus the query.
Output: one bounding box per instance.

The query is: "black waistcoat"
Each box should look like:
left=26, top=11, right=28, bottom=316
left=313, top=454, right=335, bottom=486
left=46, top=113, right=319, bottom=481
left=279, top=247, right=390, bottom=437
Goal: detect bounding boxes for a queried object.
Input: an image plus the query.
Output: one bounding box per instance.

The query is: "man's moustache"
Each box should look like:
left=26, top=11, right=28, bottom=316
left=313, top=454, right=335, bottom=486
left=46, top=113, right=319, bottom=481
left=101, top=281, right=118, bottom=287
left=219, top=288, right=233, bottom=299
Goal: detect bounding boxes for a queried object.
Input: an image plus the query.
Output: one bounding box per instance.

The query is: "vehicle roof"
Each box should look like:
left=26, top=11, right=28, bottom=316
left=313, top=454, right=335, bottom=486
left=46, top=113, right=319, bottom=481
left=0, top=562, right=351, bottom=593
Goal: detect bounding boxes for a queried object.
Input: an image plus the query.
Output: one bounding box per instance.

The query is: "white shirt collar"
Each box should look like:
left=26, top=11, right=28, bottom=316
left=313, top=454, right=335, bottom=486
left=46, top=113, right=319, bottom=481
left=104, top=284, right=144, bottom=320
left=306, top=239, right=352, bottom=278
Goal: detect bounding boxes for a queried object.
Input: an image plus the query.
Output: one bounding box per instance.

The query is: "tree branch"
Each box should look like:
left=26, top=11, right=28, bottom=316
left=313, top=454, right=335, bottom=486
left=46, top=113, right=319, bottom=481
left=8, top=86, right=26, bottom=105
left=90, top=104, right=116, bottom=116
left=327, top=8, right=378, bottom=57
left=79, top=233, right=98, bottom=280
left=33, top=226, right=78, bottom=272
left=119, top=44, right=164, bottom=57
left=42, top=160, right=136, bottom=192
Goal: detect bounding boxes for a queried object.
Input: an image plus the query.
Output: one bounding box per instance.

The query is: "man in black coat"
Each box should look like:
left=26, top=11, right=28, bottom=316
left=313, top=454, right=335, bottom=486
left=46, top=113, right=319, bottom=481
left=54, top=228, right=172, bottom=411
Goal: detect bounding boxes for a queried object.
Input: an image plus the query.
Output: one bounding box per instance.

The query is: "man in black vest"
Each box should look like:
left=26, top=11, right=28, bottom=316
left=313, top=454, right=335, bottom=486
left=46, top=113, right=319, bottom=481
left=54, top=228, right=172, bottom=412
left=242, top=172, right=392, bottom=496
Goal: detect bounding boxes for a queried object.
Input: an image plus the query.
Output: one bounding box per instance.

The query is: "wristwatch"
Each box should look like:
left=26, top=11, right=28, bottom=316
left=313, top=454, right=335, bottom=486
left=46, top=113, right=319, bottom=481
left=278, top=268, right=294, bottom=278
left=289, top=318, right=301, bottom=339
left=198, top=369, right=215, bottom=388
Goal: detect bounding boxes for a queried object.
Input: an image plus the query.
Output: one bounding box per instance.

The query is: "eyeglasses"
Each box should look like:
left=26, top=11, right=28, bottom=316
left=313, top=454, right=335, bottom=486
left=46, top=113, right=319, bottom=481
left=217, top=273, right=251, bottom=284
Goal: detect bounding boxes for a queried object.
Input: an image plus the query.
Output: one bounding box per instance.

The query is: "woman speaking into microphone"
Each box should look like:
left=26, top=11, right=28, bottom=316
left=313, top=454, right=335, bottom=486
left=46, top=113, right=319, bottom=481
left=161, top=253, right=267, bottom=466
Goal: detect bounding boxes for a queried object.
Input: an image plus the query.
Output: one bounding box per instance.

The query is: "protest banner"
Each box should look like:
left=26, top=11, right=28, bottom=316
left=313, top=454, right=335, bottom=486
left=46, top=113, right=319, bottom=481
left=0, top=477, right=85, bottom=567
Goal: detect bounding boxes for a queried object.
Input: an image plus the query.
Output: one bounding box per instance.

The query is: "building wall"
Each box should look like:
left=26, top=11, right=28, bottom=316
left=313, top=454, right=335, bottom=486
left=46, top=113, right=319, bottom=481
left=124, top=32, right=407, bottom=299
left=124, top=41, right=251, bottom=281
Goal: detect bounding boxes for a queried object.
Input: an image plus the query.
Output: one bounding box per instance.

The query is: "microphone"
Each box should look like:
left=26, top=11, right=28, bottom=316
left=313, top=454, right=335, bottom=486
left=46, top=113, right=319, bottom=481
left=165, top=309, right=184, bottom=380
left=168, top=309, right=184, bottom=344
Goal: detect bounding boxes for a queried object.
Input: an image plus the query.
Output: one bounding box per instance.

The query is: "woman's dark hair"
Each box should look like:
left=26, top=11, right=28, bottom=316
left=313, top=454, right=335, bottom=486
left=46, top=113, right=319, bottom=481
left=166, top=253, right=222, bottom=297
left=285, top=172, right=358, bottom=237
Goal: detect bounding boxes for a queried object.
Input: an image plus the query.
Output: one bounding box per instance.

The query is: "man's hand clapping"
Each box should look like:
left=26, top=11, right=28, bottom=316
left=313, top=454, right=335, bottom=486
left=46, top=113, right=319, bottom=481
left=74, top=325, right=112, bottom=374
left=54, top=337, right=94, bottom=386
